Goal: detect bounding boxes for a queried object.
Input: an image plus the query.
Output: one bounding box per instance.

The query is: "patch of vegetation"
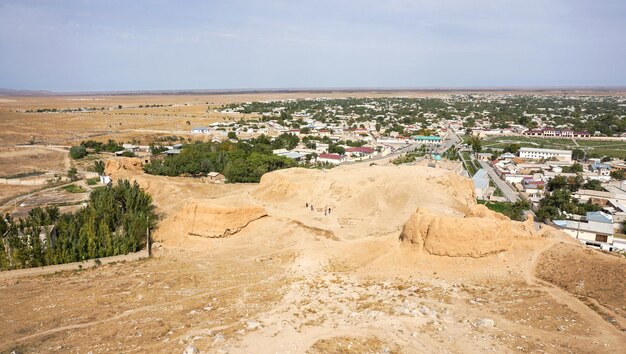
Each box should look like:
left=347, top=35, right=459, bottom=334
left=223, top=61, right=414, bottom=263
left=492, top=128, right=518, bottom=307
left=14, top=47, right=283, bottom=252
left=461, top=152, right=478, bottom=176
left=62, top=184, right=87, bottom=193
left=478, top=199, right=530, bottom=221
left=536, top=189, right=601, bottom=221
left=391, top=147, right=425, bottom=165
left=0, top=170, right=45, bottom=179
left=0, top=180, right=157, bottom=270
left=143, top=134, right=299, bottom=183
left=86, top=178, right=99, bottom=186
left=69, top=145, right=87, bottom=159
left=69, top=139, right=125, bottom=160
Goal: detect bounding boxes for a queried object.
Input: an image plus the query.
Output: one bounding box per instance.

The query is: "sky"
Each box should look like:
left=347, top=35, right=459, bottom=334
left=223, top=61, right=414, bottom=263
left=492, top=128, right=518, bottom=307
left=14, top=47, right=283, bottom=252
left=0, top=0, right=625, bottom=92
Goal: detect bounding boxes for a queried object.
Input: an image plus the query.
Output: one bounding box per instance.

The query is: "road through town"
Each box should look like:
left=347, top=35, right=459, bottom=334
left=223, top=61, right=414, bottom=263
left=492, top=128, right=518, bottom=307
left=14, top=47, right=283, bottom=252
left=477, top=160, right=520, bottom=202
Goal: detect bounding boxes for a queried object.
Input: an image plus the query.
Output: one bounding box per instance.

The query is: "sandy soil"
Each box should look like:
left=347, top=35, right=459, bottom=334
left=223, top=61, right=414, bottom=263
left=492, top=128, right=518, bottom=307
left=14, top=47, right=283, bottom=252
left=0, top=146, right=67, bottom=177
left=0, top=159, right=624, bottom=353
left=1, top=92, right=625, bottom=353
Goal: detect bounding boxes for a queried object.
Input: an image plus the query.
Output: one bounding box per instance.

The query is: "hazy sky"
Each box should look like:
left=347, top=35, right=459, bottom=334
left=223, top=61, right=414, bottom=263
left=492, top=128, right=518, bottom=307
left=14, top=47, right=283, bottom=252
left=1, top=0, right=625, bottom=91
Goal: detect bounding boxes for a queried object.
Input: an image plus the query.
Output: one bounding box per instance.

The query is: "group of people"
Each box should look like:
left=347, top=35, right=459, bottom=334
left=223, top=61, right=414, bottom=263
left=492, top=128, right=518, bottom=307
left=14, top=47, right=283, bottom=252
left=305, top=202, right=332, bottom=216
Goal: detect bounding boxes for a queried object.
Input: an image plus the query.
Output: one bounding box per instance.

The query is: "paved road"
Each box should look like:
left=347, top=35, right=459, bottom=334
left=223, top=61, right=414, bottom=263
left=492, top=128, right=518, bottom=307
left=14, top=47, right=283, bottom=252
left=612, top=238, right=626, bottom=251
left=477, top=160, right=520, bottom=202
left=345, top=142, right=421, bottom=166
left=437, top=129, right=461, bottom=155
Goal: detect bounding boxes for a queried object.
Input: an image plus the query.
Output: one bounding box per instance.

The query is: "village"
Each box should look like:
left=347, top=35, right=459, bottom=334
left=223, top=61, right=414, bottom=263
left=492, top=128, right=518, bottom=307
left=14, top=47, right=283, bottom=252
left=3, top=94, right=626, bottom=267
left=178, top=96, right=626, bottom=253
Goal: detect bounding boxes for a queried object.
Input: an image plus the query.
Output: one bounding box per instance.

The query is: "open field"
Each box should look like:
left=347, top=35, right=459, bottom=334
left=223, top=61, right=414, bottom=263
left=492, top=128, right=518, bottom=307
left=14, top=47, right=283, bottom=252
left=483, top=135, right=626, bottom=159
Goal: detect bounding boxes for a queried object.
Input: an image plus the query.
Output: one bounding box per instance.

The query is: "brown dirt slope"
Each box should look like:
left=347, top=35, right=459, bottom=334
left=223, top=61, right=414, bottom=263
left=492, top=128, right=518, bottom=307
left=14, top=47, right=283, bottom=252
left=536, top=242, right=626, bottom=330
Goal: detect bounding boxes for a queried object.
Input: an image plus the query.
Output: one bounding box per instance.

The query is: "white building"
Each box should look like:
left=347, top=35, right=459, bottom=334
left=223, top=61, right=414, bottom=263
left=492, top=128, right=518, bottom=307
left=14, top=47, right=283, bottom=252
left=317, top=153, right=346, bottom=165
left=472, top=169, right=490, bottom=200
left=519, top=147, right=572, bottom=162
left=191, top=127, right=210, bottom=134
left=553, top=211, right=614, bottom=246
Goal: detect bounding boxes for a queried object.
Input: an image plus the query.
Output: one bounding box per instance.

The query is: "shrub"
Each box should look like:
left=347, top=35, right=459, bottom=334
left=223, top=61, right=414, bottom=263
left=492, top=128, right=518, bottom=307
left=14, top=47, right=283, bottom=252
left=69, top=145, right=87, bottom=159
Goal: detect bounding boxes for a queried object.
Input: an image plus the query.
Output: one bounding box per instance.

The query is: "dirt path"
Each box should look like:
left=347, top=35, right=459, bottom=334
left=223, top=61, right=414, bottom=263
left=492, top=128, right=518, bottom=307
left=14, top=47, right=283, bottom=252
left=523, top=240, right=625, bottom=346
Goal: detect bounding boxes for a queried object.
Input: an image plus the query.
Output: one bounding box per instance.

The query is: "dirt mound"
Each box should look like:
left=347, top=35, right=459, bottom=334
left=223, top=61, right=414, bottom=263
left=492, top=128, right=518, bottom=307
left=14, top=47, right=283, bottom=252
left=105, top=157, right=144, bottom=179
left=254, top=166, right=475, bottom=215
left=253, top=165, right=477, bottom=240
left=156, top=201, right=267, bottom=243
left=400, top=208, right=537, bottom=257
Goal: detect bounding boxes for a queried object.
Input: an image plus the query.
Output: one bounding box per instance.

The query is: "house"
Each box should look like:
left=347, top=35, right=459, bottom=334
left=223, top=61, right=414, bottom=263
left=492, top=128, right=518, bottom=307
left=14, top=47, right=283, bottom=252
left=472, top=169, right=490, bottom=200
left=412, top=135, right=442, bottom=146
left=519, top=147, right=572, bottom=162
left=206, top=172, right=225, bottom=183
left=475, top=152, right=493, bottom=161
left=17, top=225, right=57, bottom=247
left=346, top=147, right=375, bottom=158
left=553, top=211, right=614, bottom=246
left=499, top=152, right=516, bottom=160
left=315, top=143, right=330, bottom=154
left=122, top=143, right=139, bottom=152
left=522, top=178, right=545, bottom=199
left=590, top=162, right=611, bottom=176
left=99, top=175, right=112, bottom=185
left=164, top=149, right=181, bottom=156
left=317, top=153, right=346, bottom=165
left=191, top=127, right=210, bottom=134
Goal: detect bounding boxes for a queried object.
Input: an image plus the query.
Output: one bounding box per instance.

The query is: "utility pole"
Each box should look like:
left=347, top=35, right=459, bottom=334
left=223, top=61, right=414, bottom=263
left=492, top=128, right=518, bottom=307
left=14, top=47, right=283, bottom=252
left=146, top=216, right=151, bottom=257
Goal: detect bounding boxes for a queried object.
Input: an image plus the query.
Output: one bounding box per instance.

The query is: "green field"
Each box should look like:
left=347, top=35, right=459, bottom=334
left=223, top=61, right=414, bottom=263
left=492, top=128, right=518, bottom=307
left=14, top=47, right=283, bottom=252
left=477, top=200, right=512, bottom=214
left=461, top=151, right=479, bottom=176
left=482, top=136, right=626, bottom=159
left=62, top=184, right=87, bottom=193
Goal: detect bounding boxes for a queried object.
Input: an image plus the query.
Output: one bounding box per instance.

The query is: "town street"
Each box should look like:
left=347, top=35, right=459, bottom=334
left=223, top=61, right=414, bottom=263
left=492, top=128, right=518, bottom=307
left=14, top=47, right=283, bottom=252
left=477, top=160, right=520, bottom=202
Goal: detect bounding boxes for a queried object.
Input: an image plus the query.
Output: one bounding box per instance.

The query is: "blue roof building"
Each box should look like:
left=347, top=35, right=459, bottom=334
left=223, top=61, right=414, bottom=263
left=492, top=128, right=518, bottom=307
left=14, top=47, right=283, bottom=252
left=472, top=169, right=490, bottom=199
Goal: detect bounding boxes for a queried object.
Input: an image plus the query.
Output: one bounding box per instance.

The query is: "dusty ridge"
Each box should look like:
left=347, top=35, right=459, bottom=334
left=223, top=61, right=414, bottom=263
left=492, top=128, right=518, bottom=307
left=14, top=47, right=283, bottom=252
left=400, top=207, right=539, bottom=257
left=162, top=202, right=267, bottom=239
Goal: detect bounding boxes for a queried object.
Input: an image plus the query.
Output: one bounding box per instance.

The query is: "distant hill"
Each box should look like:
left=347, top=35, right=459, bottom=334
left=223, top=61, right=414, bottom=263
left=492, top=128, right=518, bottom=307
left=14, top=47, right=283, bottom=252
left=0, top=88, right=56, bottom=96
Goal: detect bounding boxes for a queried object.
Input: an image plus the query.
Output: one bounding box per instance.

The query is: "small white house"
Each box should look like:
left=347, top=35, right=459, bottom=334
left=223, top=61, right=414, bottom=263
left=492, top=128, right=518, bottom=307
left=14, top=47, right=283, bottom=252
left=99, top=175, right=112, bottom=185
left=317, top=153, right=346, bottom=165
left=553, top=211, right=614, bottom=245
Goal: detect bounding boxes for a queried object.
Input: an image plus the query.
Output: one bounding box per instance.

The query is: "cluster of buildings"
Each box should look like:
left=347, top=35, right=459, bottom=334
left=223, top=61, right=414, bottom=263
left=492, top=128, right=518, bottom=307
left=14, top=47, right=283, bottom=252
left=523, top=128, right=591, bottom=138
left=472, top=146, right=626, bottom=251
left=190, top=108, right=450, bottom=166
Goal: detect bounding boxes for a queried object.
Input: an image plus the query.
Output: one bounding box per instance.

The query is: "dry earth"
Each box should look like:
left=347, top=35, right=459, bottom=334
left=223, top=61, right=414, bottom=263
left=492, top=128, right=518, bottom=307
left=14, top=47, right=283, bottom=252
left=0, top=158, right=624, bottom=353
left=0, top=93, right=625, bottom=353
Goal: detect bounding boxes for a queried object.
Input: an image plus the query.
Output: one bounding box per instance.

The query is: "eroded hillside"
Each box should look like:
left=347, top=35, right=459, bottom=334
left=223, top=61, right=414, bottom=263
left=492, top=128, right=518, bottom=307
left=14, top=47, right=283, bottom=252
left=1, top=160, right=624, bottom=353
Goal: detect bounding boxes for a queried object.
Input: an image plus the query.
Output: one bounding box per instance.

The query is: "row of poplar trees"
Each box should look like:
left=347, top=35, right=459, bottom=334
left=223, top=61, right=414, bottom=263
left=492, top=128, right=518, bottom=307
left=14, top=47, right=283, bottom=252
left=0, top=180, right=157, bottom=270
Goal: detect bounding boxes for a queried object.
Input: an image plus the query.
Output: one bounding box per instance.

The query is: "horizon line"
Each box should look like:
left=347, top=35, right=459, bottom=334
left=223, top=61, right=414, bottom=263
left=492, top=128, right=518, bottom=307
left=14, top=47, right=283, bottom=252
left=2, top=85, right=626, bottom=97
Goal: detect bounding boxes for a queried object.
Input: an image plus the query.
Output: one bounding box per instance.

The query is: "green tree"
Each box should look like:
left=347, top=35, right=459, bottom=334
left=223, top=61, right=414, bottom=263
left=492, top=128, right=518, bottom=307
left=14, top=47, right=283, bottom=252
left=227, top=131, right=238, bottom=140
left=69, top=145, right=87, bottom=159
left=467, top=135, right=483, bottom=153
left=503, top=143, right=520, bottom=154
left=94, top=160, right=105, bottom=175
left=610, top=170, right=625, bottom=180
left=547, top=175, right=568, bottom=191
left=67, top=167, right=78, bottom=181
left=583, top=179, right=605, bottom=191
left=568, top=163, right=583, bottom=173
left=572, top=148, right=585, bottom=161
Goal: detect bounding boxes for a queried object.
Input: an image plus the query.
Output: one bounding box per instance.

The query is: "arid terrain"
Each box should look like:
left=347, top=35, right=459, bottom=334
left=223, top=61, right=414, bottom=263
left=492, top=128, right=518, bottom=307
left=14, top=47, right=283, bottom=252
left=0, top=92, right=625, bottom=353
